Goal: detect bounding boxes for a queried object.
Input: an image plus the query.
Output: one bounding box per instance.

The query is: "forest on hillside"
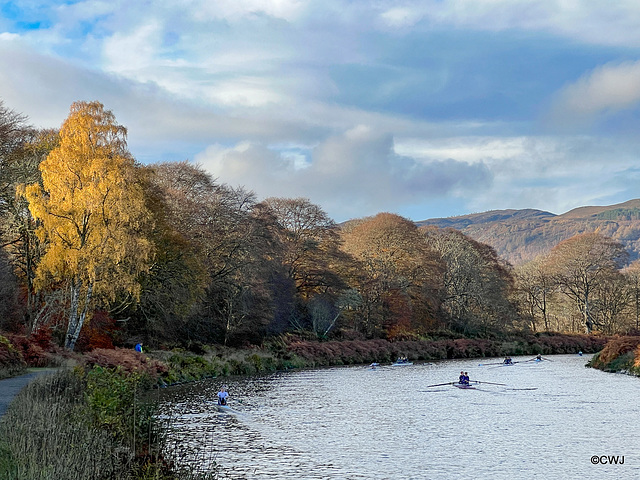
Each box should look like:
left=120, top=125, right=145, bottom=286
left=1, top=100, right=640, bottom=352
left=419, top=203, right=640, bottom=265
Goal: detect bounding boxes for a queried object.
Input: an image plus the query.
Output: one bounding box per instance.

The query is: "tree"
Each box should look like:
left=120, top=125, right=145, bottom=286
left=23, top=101, right=153, bottom=350
left=1, top=128, right=59, bottom=332
left=341, top=213, right=442, bottom=337
left=591, top=269, right=630, bottom=334
left=146, top=161, right=281, bottom=346
left=514, top=256, right=555, bottom=332
left=422, top=227, right=517, bottom=335
left=261, top=197, right=347, bottom=298
left=545, top=233, right=628, bottom=333
left=623, top=260, right=640, bottom=331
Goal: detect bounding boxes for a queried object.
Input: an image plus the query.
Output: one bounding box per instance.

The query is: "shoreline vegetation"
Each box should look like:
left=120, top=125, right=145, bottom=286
left=586, top=335, right=640, bottom=375
left=0, top=331, right=614, bottom=479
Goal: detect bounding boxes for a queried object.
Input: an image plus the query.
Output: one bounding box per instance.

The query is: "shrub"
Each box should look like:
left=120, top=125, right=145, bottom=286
left=4, top=334, right=50, bottom=368
left=0, top=335, right=26, bottom=379
left=589, top=336, right=640, bottom=369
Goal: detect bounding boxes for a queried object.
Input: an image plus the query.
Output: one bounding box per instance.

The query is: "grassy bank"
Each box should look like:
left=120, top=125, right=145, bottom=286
left=0, top=367, right=217, bottom=480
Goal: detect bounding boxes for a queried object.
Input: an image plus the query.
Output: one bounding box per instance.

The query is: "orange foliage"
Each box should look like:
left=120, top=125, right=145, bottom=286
left=75, top=311, right=119, bottom=352
left=594, top=336, right=640, bottom=365
left=82, top=347, right=168, bottom=378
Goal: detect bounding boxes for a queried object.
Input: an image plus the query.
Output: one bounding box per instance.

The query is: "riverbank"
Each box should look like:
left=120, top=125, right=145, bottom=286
left=586, top=335, right=640, bottom=375
left=0, top=331, right=609, bottom=479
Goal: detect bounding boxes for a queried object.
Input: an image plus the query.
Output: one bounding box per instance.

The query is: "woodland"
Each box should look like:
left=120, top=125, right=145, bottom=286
left=1, top=99, right=640, bottom=354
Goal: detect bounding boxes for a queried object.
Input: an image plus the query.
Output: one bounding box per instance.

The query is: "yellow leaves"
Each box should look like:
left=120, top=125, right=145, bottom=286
left=24, top=101, right=153, bottom=302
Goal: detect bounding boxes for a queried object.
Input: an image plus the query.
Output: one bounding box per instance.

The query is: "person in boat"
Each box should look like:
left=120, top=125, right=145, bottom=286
left=536, top=354, right=542, bottom=361
left=370, top=362, right=379, bottom=369
left=217, top=386, right=229, bottom=406
left=463, top=372, right=470, bottom=384
left=459, top=371, right=466, bottom=384
left=503, top=356, right=513, bottom=365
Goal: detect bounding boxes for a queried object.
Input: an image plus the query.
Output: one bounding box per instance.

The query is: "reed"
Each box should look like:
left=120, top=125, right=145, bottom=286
left=0, top=370, right=130, bottom=479
left=0, top=368, right=218, bottom=480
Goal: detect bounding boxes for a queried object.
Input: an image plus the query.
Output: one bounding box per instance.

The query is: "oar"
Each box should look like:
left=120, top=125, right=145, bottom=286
left=471, top=380, right=507, bottom=386
left=424, top=382, right=455, bottom=388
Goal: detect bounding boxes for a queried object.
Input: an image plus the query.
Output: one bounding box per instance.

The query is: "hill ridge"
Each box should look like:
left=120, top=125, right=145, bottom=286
left=417, top=199, right=640, bottom=265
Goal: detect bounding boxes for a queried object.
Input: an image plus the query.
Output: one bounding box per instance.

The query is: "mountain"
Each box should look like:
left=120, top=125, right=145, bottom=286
left=417, top=199, right=640, bottom=265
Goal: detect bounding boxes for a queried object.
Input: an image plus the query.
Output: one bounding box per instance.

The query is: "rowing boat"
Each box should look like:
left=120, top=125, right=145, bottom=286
left=391, top=361, right=414, bottom=366
left=453, top=383, right=476, bottom=389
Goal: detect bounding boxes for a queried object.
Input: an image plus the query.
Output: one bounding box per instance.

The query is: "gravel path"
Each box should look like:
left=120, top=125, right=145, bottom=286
left=0, top=370, right=56, bottom=418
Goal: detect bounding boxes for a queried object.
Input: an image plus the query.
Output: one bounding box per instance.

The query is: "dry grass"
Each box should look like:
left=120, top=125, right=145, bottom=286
left=0, top=370, right=131, bottom=480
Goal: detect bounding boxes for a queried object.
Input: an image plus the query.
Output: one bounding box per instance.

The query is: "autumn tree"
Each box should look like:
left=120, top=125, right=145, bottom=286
left=144, top=162, right=280, bottom=346
left=590, top=269, right=630, bottom=334
left=261, top=197, right=347, bottom=298
left=23, top=101, right=153, bottom=350
left=257, top=198, right=352, bottom=337
left=341, top=213, right=442, bottom=337
left=623, top=260, right=640, bottom=331
left=1, top=128, right=59, bottom=331
left=422, top=227, right=517, bottom=335
left=514, top=255, right=555, bottom=332
left=545, top=233, right=628, bottom=333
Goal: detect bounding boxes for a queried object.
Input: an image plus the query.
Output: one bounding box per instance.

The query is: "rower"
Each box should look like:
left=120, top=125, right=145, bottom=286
left=503, top=356, right=513, bottom=365
left=463, top=372, right=470, bottom=385
left=217, top=386, right=229, bottom=406
left=536, top=354, right=542, bottom=361
left=459, top=371, right=465, bottom=384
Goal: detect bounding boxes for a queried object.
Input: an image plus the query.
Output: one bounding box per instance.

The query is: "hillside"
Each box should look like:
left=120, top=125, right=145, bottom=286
left=417, top=199, right=640, bottom=265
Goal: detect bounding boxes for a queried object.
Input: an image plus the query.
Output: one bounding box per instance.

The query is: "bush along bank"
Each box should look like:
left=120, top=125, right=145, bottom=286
left=283, top=333, right=608, bottom=367
left=587, top=336, right=640, bottom=375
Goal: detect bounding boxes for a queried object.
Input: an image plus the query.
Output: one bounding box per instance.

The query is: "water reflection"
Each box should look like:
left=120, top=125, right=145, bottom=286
left=156, top=355, right=640, bottom=479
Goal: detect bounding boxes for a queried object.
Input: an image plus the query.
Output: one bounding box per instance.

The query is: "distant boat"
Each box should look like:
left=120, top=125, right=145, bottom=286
left=392, top=358, right=413, bottom=366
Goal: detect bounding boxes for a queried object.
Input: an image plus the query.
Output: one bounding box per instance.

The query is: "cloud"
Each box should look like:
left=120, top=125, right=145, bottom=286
left=550, top=61, right=640, bottom=126
left=376, top=1, right=640, bottom=47
left=195, top=126, right=493, bottom=221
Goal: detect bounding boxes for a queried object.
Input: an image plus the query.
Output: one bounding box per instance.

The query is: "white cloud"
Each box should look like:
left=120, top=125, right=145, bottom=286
left=551, top=61, right=640, bottom=123
left=195, top=127, right=493, bottom=221
left=376, top=1, right=640, bottom=47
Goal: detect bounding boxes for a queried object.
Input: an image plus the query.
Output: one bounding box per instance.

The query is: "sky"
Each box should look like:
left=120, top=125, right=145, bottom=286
left=2, top=1, right=640, bottom=223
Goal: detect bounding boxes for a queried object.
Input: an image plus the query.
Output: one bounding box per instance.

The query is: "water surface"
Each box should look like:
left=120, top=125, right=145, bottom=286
left=156, top=354, right=639, bottom=479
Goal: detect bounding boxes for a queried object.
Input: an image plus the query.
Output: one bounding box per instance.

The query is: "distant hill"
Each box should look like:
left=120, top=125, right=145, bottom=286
left=417, top=199, right=640, bottom=265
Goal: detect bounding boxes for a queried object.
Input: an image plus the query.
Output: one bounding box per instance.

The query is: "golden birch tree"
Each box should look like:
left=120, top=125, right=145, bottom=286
left=23, top=101, right=153, bottom=350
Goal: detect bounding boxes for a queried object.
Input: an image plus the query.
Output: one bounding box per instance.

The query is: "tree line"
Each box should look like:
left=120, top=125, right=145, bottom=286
left=0, top=100, right=637, bottom=351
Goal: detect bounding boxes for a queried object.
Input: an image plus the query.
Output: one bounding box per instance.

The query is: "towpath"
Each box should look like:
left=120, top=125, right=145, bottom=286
left=0, top=369, right=56, bottom=418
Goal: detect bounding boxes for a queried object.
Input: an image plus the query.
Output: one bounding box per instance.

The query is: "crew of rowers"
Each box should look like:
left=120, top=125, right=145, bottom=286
left=503, top=356, right=514, bottom=364
left=458, top=371, right=470, bottom=385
